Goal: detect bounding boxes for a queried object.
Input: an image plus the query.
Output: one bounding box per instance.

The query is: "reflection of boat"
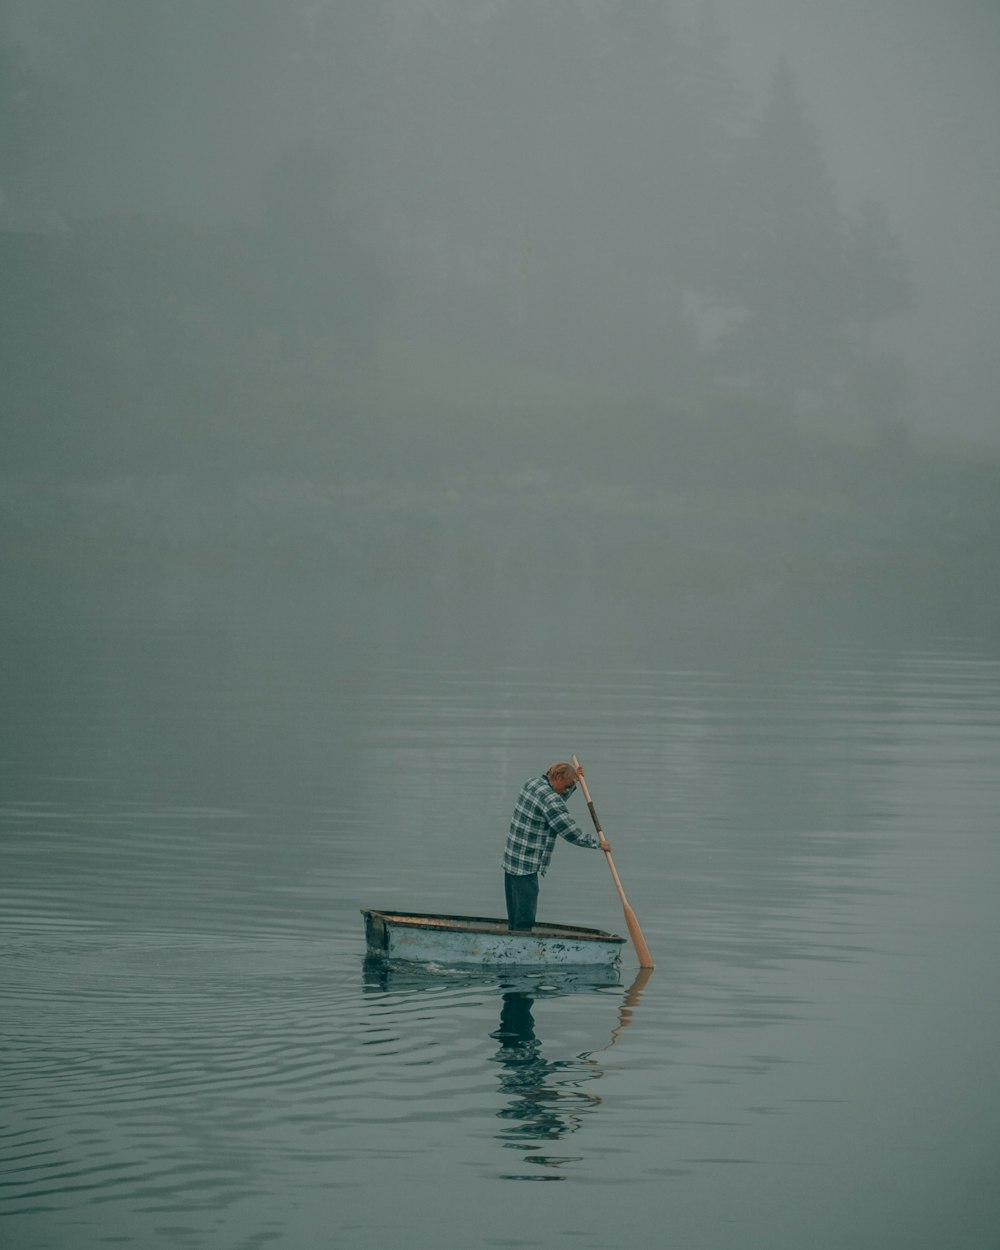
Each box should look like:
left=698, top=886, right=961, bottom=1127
left=490, top=968, right=654, bottom=1174
left=358, top=950, right=653, bottom=1178
left=362, top=909, right=625, bottom=969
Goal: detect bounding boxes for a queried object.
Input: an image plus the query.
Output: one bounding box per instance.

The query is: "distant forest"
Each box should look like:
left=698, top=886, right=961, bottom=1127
left=3, top=3, right=912, bottom=455
left=1, top=3, right=996, bottom=632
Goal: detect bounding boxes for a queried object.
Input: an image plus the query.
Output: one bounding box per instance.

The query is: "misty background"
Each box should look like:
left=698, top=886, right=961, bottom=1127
left=1, top=0, right=998, bottom=640
left=3, top=9, right=1000, bottom=1244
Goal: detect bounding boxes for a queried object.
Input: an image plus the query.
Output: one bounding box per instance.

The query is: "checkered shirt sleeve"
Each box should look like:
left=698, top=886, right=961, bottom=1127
left=502, top=775, right=600, bottom=876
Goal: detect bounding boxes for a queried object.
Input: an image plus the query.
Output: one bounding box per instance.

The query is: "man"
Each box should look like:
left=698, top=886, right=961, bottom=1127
left=502, top=761, right=606, bottom=931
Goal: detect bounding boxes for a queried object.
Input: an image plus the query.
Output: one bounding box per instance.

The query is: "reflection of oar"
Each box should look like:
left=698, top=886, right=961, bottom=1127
left=606, top=965, right=654, bottom=1049
left=581, top=966, right=654, bottom=1059
left=572, top=756, right=655, bottom=969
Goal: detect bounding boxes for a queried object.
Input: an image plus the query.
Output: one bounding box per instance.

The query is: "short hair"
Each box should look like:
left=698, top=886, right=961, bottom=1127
left=546, top=761, right=578, bottom=784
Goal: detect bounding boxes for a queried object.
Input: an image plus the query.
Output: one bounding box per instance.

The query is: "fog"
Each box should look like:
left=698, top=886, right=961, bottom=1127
left=3, top=11, right=1000, bottom=1244
left=703, top=0, right=1000, bottom=447
left=1, top=0, right=998, bottom=642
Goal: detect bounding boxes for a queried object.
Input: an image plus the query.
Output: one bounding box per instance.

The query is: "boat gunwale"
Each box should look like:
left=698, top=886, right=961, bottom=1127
left=361, top=908, right=625, bottom=945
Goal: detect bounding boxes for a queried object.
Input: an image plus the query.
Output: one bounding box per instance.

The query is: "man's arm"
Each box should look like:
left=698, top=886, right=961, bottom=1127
left=546, top=795, right=602, bottom=849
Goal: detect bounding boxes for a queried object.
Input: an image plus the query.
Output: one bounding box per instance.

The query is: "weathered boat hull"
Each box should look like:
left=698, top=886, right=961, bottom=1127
left=362, top=909, right=625, bottom=969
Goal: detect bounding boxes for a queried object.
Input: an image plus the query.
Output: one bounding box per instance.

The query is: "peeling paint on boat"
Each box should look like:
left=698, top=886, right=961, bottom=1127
left=362, top=909, right=625, bottom=968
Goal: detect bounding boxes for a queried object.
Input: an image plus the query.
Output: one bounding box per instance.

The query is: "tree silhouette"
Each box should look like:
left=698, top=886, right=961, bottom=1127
left=715, top=57, right=848, bottom=406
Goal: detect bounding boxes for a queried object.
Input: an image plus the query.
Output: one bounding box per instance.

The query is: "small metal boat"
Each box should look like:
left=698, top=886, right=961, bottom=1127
left=362, top=909, right=625, bottom=969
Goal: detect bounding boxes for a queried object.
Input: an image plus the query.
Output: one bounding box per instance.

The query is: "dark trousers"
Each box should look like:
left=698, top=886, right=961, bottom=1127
left=504, top=872, right=539, bottom=930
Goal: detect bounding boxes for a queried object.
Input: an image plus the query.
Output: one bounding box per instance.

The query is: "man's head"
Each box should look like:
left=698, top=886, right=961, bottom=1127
left=546, top=762, right=579, bottom=795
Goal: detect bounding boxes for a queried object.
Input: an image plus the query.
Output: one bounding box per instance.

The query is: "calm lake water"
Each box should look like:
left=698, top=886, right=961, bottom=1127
left=3, top=597, right=999, bottom=1250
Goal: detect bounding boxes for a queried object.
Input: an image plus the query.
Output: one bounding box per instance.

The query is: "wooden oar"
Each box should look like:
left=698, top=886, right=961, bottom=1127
left=572, top=755, right=655, bottom=969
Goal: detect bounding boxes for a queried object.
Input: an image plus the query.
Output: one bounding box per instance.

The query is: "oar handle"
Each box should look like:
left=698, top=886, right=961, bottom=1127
left=576, top=762, right=624, bottom=888
left=579, top=781, right=609, bottom=849
left=573, top=754, right=610, bottom=848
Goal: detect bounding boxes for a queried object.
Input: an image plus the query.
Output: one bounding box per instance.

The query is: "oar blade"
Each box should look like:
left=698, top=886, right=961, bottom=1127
left=622, top=902, right=655, bottom=970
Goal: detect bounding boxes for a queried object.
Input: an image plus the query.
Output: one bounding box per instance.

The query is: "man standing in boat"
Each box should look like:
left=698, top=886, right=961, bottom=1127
left=502, top=762, right=606, bottom=931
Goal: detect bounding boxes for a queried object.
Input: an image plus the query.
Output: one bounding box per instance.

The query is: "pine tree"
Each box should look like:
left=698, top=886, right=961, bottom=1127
left=719, top=57, right=848, bottom=407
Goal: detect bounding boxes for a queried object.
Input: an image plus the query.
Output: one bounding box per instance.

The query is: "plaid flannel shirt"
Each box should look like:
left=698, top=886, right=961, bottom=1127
left=502, top=775, right=600, bottom=876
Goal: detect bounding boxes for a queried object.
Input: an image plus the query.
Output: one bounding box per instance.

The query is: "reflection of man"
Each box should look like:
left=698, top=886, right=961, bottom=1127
left=492, top=992, right=562, bottom=1141
left=492, top=991, right=537, bottom=1046
left=502, top=762, right=604, bottom=931
left=491, top=992, right=600, bottom=1150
